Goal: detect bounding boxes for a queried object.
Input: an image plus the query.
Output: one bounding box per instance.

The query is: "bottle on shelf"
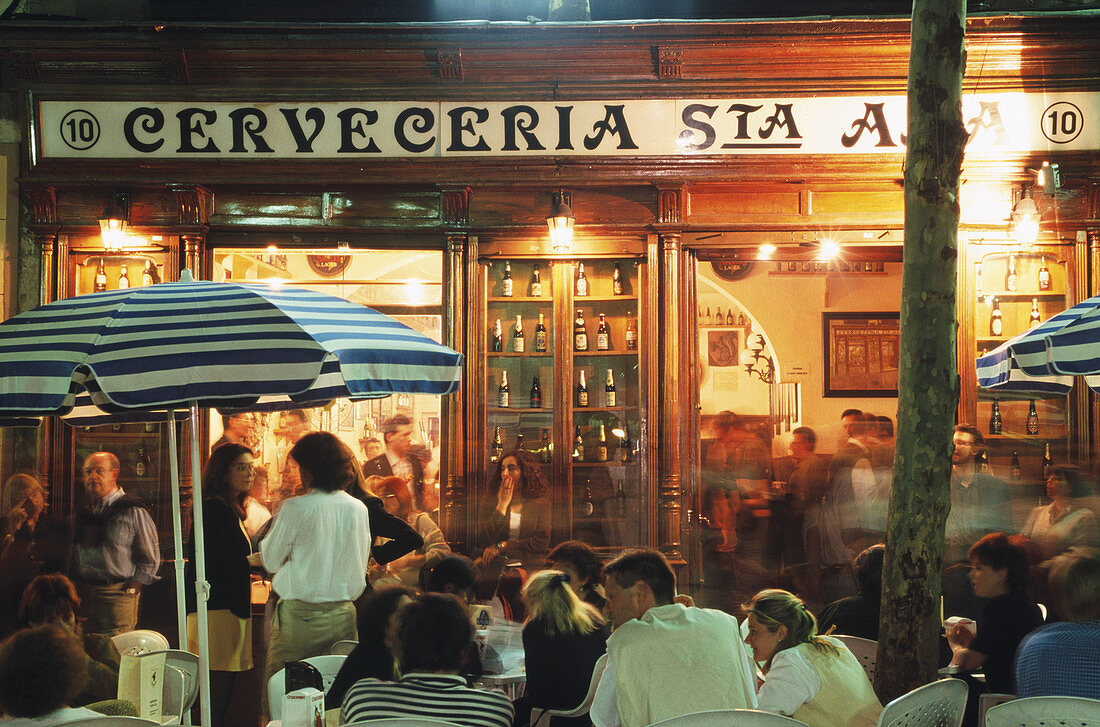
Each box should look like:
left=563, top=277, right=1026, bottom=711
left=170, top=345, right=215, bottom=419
left=977, top=449, right=990, bottom=474
left=1010, top=450, right=1022, bottom=481
left=491, top=319, right=504, bottom=352
left=1026, top=399, right=1040, bottom=435
left=619, top=423, right=633, bottom=463
left=573, top=426, right=584, bottom=462
left=703, top=306, right=711, bottom=327
left=540, top=428, right=552, bottom=464
left=579, top=479, right=595, bottom=518
left=605, top=369, right=616, bottom=407
left=142, top=259, right=156, bottom=286
left=118, top=264, right=130, bottom=290
left=1029, top=298, right=1042, bottom=327
left=530, top=264, right=543, bottom=297
left=497, top=370, right=510, bottom=408
left=613, top=480, right=628, bottom=517
left=530, top=376, right=542, bottom=408
left=596, top=313, right=611, bottom=351
left=737, top=313, right=746, bottom=326
left=516, top=433, right=525, bottom=451
left=491, top=427, right=504, bottom=463
left=596, top=423, right=609, bottom=462
left=512, top=314, right=525, bottom=353
left=577, top=369, right=589, bottom=407
left=133, top=445, right=150, bottom=477
left=1042, top=442, right=1053, bottom=480
left=576, top=263, right=589, bottom=296
left=534, top=313, right=549, bottom=353
left=725, top=309, right=734, bottom=325
left=712, top=308, right=722, bottom=326
left=1006, top=255, right=1018, bottom=292
left=574, top=310, right=589, bottom=352
left=94, top=260, right=108, bottom=292
left=612, top=262, right=624, bottom=295
left=625, top=312, right=638, bottom=351
left=989, top=399, right=1002, bottom=435
left=975, top=262, right=983, bottom=294
left=1037, top=257, right=1051, bottom=291
left=990, top=297, right=1003, bottom=337
left=501, top=261, right=514, bottom=297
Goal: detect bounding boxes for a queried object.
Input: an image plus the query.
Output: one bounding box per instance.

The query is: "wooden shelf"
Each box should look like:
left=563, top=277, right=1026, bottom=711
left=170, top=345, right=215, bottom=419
left=977, top=292, right=1064, bottom=302
left=487, top=407, right=553, bottom=413
left=573, top=350, right=638, bottom=356
left=487, top=351, right=553, bottom=357
left=571, top=460, right=637, bottom=467
left=488, top=296, right=554, bottom=303
left=572, top=295, right=638, bottom=303
left=572, top=406, right=638, bottom=413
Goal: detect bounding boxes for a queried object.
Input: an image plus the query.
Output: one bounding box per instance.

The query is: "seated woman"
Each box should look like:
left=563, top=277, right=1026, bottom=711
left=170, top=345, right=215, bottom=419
left=515, top=570, right=609, bottom=727
left=1021, top=465, right=1097, bottom=561
left=19, top=573, right=120, bottom=707
left=548, top=540, right=607, bottom=611
left=947, top=533, right=1044, bottom=697
left=478, top=449, right=552, bottom=577
left=0, top=624, right=103, bottom=726
left=744, top=589, right=881, bottom=727
left=371, top=475, right=452, bottom=587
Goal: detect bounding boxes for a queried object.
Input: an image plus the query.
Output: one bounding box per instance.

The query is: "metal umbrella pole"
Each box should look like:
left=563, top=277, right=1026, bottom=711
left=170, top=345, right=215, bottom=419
left=165, top=410, right=193, bottom=726
left=189, top=401, right=212, bottom=727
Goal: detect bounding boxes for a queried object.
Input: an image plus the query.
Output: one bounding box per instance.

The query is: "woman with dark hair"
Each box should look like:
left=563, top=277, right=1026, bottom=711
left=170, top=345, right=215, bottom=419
left=326, top=584, right=414, bottom=709
left=18, top=573, right=120, bottom=707
left=478, top=450, right=552, bottom=575
left=817, top=543, right=885, bottom=640
left=548, top=540, right=606, bottom=611
left=947, top=533, right=1044, bottom=701
left=1021, top=465, right=1098, bottom=560
left=186, top=442, right=256, bottom=727
left=743, top=589, right=881, bottom=727
left=371, top=475, right=450, bottom=587
left=0, top=473, right=66, bottom=639
left=0, top=624, right=102, bottom=725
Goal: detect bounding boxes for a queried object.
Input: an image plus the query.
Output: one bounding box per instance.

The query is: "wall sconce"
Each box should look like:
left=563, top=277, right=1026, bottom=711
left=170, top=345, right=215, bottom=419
left=98, top=192, right=129, bottom=250
left=740, top=331, right=775, bottom=384
left=546, top=189, right=575, bottom=255
left=1036, top=161, right=1061, bottom=195
left=1011, top=186, right=1040, bottom=248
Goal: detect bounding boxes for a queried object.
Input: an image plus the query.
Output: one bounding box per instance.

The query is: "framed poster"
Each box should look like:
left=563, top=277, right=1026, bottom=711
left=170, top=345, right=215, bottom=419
left=822, top=312, right=900, bottom=397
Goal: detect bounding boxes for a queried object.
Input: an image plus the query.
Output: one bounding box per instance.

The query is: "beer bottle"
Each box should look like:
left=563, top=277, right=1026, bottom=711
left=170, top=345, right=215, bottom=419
left=573, top=426, right=584, bottom=462
left=625, top=312, right=638, bottom=351
left=612, top=262, right=624, bottom=295
left=1037, top=257, right=1051, bottom=291
left=613, top=481, right=628, bottom=517
left=596, top=313, right=611, bottom=351
left=94, top=260, right=108, bottom=292
left=577, top=370, right=589, bottom=407
left=975, top=262, right=983, bottom=294
left=530, top=376, right=542, bottom=408
left=530, top=263, right=543, bottom=297
left=605, top=369, right=616, bottom=407
left=977, top=449, right=990, bottom=474
left=725, top=309, right=734, bottom=325
left=516, top=433, right=525, bottom=451
left=491, top=427, right=504, bottom=463
left=1010, top=450, right=1022, bottom=481
left=703, top=306, right=711, bottom=327
left=491, top=319, right=503, bottom=352
left=501, top=261, right=514, bottom=297
left=534, top=313, right=549, bottom=353
left=1026, top=399, right=1040, bottom=435
left=142, top=259, right=156, bottom=286
left=596, top=423, right=608, bottom=462
left=989, top=399, right=1002, bottom=435
left=579, top=479, right=595, bottom=518
left=990, top=298, right=1003, bottom=337
left=133, top=445, right=150, bottom=477
left=619, top=424, right=633, bottom=463
left=497, top=370, right=510, bottom=408
left=574, top=310, right=589, bottom=351
left=1006, top=255, right=1018, bottom=292
left=575, top=263, right=589, bottom=296
left=512, top=314, right=525, bottom=353
left=118, top=264, right=130, bottom=289
left=1042, top=442, right=1053, bottom=480
left=1029, top=298, right=1041, bottom=327
left=540, top=428, right=552, bottom=463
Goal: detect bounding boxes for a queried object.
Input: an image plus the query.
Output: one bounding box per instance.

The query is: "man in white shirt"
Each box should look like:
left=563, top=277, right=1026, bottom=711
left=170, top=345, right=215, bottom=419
left=591, top=549, right=757, bottom=727
left=258, top=432, right=371, bottom=708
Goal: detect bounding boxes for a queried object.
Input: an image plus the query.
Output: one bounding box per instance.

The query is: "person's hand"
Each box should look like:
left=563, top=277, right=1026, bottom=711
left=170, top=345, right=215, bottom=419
left=673, top=593, right=695, bottom=608
left=946, top=619, right=976, bottom=649
left=481, top=545, right=501, bottom=563
left=5, top=501, right=29, bottom=536
left=495, top=472, right=516, bottom=515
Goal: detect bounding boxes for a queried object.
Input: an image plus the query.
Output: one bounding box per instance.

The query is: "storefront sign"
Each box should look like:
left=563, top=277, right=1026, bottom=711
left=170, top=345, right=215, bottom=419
left=39, top=92, right=1098, bottom=160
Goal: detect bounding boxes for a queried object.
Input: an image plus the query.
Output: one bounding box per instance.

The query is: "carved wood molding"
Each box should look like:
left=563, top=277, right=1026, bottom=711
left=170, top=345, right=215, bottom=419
left=160, top=47, right=191, bottom=83
left=437, top=49, right=463, bottom=81
left=658, top=474, right=684, bottom=561
left=656, top=46, right=684, bottom=79
left=27, top=187, right=57, bottom=225
left=441, top=186, right=470, bottom=226
left=657, top=186, right=684, bottom=225
left=172, top=185, right=214, bottom=226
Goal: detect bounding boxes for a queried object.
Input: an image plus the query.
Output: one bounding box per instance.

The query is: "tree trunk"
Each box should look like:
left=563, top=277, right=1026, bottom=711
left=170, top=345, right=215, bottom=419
left=876, top=0, right=968, bottom=702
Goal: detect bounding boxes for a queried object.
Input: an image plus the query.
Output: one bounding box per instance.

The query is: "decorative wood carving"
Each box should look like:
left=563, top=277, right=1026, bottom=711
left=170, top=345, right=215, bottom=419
left=437, top=49, right=463, bottom=81
left=38, top=234, right=56, bottom=306
left=10, top=51, right=39, bottom=81
left=161, top=47, right=191, bottom=83
left=659, top=232, right=683, bottom=562
left=27, top=187, right=57, bottom=225
left=441, top=187, right=470, bottom=226
left=172, top=185, right=214, bottom=226
left=657, top=46, right=683, bottom=79
left=181, top=234, right=203, bottom=276
left=657, top=186, right=683, bottom=225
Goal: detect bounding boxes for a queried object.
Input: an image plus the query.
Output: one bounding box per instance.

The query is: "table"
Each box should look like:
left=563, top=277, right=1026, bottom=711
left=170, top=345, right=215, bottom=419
left=477, top=668, right=527, bottom=700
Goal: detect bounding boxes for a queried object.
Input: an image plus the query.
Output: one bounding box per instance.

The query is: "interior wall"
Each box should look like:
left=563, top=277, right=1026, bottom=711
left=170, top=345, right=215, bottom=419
left=697, top=258, right=903, bottom=456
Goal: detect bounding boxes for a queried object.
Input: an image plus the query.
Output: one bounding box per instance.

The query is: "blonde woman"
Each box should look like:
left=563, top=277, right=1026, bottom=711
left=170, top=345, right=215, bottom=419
left=743, top=589, right=880, bottom=727
left=517, top=570, right=609, bottom=727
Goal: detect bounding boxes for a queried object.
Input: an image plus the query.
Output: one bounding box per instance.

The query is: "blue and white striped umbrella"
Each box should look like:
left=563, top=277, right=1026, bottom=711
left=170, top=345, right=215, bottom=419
left=976, top=293, right=1100, bottom=395
left=0, top=275, right=463, bottom=418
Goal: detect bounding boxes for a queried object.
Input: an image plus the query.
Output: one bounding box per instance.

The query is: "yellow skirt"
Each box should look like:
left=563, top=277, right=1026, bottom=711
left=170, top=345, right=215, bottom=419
left=187, top=609, right=253, bottom=672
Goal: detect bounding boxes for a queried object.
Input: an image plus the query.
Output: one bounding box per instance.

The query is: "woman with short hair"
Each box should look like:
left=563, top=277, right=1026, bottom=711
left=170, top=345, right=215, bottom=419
left=743, top=588, right=881, bottom=727
left=1021, top=465, right=1098, bottom=560
left=371, top=475, right=451, bottom=587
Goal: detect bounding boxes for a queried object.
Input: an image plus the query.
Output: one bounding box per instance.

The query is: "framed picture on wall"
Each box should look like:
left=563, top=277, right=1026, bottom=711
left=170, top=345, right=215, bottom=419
left=822, top=312, right=900, bottom=397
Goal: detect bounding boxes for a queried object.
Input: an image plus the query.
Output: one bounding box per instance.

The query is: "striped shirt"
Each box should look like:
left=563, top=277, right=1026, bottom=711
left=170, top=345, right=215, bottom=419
left=341, top=673, right=513, bottom=727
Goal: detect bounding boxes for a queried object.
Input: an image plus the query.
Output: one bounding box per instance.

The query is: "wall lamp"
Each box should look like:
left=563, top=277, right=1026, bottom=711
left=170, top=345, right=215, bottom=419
left=1036, top=161, right=1061, bottom=195
left=740, top=330, right=775, bottom=384
left=1011, top=186, right=1040, bottom=248
left=98, top=192, right=130, bottom=250
left=547, top=189, right=575, bottom=255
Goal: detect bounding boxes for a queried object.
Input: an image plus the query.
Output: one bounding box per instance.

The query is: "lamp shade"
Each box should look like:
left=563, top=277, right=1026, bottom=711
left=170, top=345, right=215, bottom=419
left=1012, top=191, right=1040, bottom=247
left=98, top=199, right=128, bottom=249
left=546, top=192, right=575, bottom=254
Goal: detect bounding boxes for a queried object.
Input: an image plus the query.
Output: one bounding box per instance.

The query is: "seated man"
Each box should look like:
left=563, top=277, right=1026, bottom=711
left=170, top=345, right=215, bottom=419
left=340, top=593, right=513, bottom=727
left=591, top=549, right=757, bottom=727
left=0, top=624, right=103, bottom=725
left=1014, top=549, right=1100, bottom=699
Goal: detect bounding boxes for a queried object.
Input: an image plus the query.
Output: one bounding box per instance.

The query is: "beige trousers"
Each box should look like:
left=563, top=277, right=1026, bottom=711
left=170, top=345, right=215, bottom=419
left=262, top=598, right=356, bottom=716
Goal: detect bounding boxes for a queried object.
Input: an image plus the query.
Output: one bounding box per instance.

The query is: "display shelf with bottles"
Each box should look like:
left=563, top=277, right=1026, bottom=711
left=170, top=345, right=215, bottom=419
left=479, top=254, right=649, bottom=551
left=70, top=253, right=166, bottom=296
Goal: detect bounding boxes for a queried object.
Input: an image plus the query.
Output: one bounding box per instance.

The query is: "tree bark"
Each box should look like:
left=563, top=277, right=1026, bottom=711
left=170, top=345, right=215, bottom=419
left=876, top=0, right=968, bottom=701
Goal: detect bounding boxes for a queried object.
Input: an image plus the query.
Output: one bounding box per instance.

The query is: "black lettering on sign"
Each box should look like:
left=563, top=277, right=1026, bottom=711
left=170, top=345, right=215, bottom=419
left=124, top=107, right=165, bottom=153
left=841, top=103, right=897, bottom=148
left=395, top=107, right=436, bottom=153
left=583, top=105, right=638, bottom=150
left=447, top=107, right=491, bottom=152
left=680, top=104, right=718, bottom=151
left=501, top=105, right=545, bottom=151
left=176, top=108, right=220, bottom=153
left=337, top=108, right=381, bottom=153
left=759, top=104, right=801, bottom=139
left=279, top=108, right=326, bottom=153
left=728, top=104, right=764, bottom=139
left=556, top=106, right=574, bottom=151
left=229, top=108, right=274, bottom=153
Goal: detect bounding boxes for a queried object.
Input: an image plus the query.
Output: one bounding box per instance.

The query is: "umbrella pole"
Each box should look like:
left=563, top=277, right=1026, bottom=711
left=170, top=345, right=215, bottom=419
left=166, top=411, right=192, bottom=727
left=189, top=402, right=213, bottom=727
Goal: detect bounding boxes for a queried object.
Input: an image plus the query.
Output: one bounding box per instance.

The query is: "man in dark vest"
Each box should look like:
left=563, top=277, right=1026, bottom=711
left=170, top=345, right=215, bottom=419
left=362, top=415, right=425, bottom=511
left=71, top=451, right=161, bottom=636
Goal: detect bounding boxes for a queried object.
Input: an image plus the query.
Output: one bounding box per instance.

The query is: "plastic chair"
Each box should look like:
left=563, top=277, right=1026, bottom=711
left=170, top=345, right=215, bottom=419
left=331, top=639, right=359, bottom=655
left=984, top=696, right=1100, bottom=727
left=267, top=653, right=349, bottom=720
left=148, top=649, right=200, bottom=716
left=110, top=629, right=170, bottom=656
left=647, top=709, right=808, bottom=726
left=834, top=635, right=878, bottom=683
left=61, top=718, right=160, bottom=726
left=161, top=665, right=187, bottom=724
left=877, top=678, right=968, bottom=727
left=530, top=653, right=609, bottom=727
left=977, top=693, right=1015, bottom=727
left=344, top=720, right=466, bottom=727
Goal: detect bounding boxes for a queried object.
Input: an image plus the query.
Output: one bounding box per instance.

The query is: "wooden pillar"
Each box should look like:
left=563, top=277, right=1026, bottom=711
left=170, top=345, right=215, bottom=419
left=442, top=231, right=469, bottom=551
left=173, top=185, right=213, bottom=279
left=181, top=235, right=203, bottom=279
left=658, top=230, right=684, bottom=563
left=1088, top=219, right=1100, bottom=468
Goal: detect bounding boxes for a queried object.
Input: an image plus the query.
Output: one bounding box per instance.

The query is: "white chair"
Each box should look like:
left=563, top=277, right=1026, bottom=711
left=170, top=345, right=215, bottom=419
left=984, top=696, right=1100, bottom=727
left=977, top=693, right=1015, bottom=727
left=62, top=719, right=160, bottom=726
left=110, top=629, right=170, bottom=656
left=647, top=709, right=808, bottom=726
left=530, top=653, right=609, bottom=727
left=344, top=720, right=466, bottom=727
left=877, top=678, right=968, bottom=727
left=331, top=639, right=359, bottom=655
left=160, top=665, right=187, bottom=724
left=267, top=653, right=348, bottom=720
left=150, top=649, right=200, bottom=717
left=834, top=635, right=878, bottom=683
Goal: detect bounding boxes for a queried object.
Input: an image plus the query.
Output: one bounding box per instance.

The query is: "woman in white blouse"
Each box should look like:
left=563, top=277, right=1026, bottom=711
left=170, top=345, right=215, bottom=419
left=1022, top=465, right=1097, bottom=561
left=743, top=589, right=881, bottom=727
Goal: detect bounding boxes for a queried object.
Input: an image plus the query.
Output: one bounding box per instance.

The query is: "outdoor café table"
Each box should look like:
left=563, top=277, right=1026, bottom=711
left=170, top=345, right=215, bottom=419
left=476, top=666, right=527, bottom=701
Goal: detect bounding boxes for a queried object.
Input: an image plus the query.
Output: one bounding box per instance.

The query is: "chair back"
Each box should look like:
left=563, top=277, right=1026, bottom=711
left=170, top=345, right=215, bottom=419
left=647, top=709, right=809, bottom=727
left=154, top=649, right=200, bottom=714
left=61, top=718, right=160, bottom=726
left=161, top=665, right=187, bottom=724
left=984, top=696, right=1100, bottom=727
left=110, top=629, right=170, bottom=656
left=977, top=693, right=1015, bottom=727
left=877, top=678, right=968, bottom=727
left=344, top=720, right=466, bottom=727
left=304, top=653, right=347, bottom=692
left=331, top=639, right=359, bottom=655
left=530, top=653, right=609, bottom=725
left=268, top=654, right=348, bottom=720
left=834, top=635, right=878, bottom=683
